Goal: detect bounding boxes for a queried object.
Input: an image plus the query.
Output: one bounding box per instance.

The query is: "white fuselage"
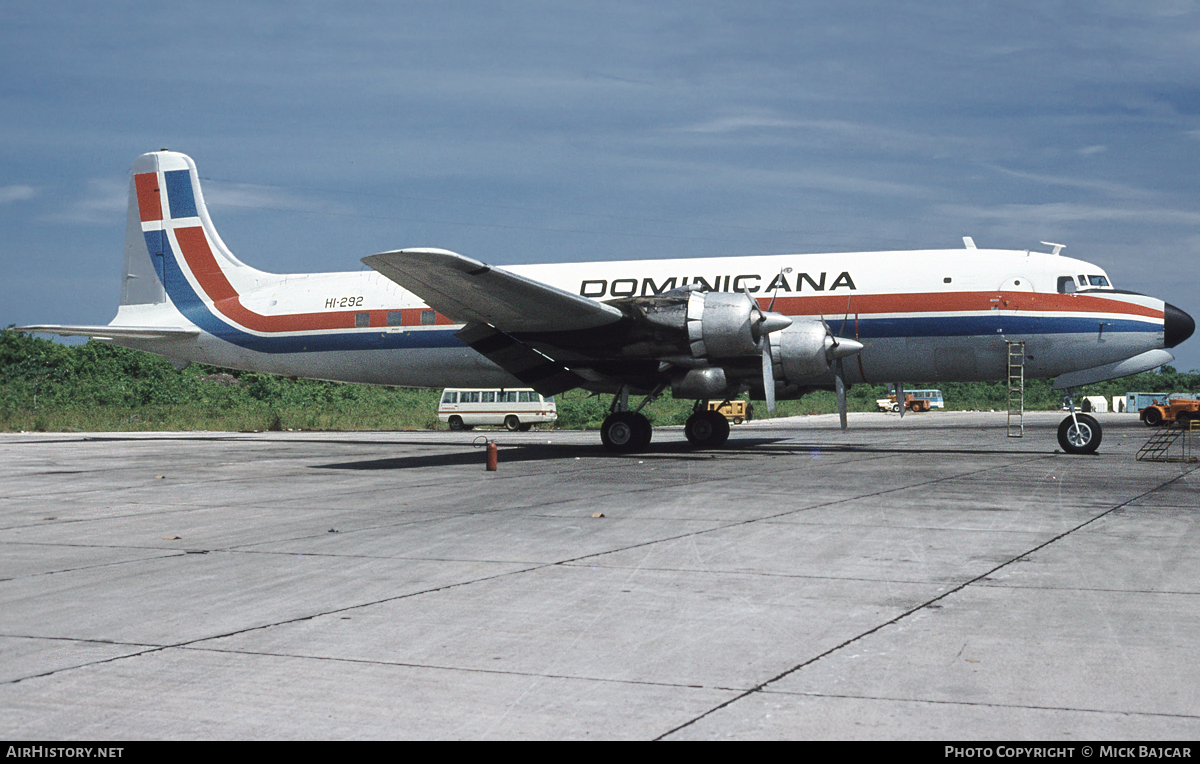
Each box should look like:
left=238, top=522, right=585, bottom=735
left=112, top=245, right=1165, bottom=391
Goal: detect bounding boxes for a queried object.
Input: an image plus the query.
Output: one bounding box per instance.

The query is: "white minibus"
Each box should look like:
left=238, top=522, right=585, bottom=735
left=438, top=388, right=558, bottom=431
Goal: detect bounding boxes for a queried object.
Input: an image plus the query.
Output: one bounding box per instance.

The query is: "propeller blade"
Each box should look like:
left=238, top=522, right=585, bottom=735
left=835, top=357, right=848, bottom=430
left=897, top=381, right=905, bottom=419
left=762, top=344, right=776, bottom=412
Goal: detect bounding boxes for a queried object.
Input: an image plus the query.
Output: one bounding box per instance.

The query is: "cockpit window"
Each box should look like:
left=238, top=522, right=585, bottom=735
left=1087, top=275, right=1110, bottom=287
left=1057, top=276, right=1077, bottom=294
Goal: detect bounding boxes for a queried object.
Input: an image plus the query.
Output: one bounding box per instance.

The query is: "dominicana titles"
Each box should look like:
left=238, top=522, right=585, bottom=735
left=579, top=271, right=858, bottom=299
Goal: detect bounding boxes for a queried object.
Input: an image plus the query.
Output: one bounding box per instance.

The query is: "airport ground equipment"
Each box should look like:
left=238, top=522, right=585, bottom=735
left=876, top=393, right=931, bottom=413
left=1139, top=397, right=1200, bottom=427
left=1008, top=340, right=1025, bottom=438
left=708, top=399, right=753, bottom=424
left=1136, top=419, right=1199, bottom=463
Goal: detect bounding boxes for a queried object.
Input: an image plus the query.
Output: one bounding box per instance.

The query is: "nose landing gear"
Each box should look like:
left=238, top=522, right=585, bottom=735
left=1057, top=390, right=1102, bottom=455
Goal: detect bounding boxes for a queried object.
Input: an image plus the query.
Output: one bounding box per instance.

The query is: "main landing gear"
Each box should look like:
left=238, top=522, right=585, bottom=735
left=683, top=404, right=730, bottom=449
left=599, top=387, right=732, bottom=453
left=599, top=385, right=657, bottom=454
left=600, top=410, right=653, bottom=453
left=1056, top=390, right=1102, bottom=455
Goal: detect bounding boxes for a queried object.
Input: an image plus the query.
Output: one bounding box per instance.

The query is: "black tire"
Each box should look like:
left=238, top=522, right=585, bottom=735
left=518, top=423, right=533, bottom=432
left=504, top=415, right=521, bottom=432
left=600, top=412, right=652, bottom=453
left=448, top=415, right=465, bottom=431
left=891, top=403, right=901, bottom=413
left=1143, top=408, right=1163, bottom=427
left=633, top=412, right=652, bottom=449
left=1057, top=413, right=1102, bottom=455
left=685, top=410, right=730, bottom=449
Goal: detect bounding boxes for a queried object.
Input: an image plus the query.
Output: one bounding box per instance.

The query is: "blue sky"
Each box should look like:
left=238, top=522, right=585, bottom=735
left=4, top=1, right=1199, bottom=373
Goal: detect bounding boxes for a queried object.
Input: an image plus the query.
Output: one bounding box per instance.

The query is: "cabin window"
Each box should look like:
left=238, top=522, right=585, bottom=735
left=1057, top=276, right=1077, bottom=294
left=355, top=312, right=370, bottom=328
left=421, top=310, right=436, bottom=325
left=943, top=277, right=952, bottom=283
left=387, top=311, right=403, bottom=326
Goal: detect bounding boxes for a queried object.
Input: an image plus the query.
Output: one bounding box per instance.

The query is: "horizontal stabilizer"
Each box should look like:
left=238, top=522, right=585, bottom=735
left=363, top=249, right=623, bottom=333
left=1052, top=349, right=1174, bottom=389
left=16, top=325, right=200, bottom=342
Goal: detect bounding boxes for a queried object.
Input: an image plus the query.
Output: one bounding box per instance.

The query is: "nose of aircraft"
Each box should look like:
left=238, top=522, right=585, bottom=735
left=1165, top=302, right=1195, bottom=348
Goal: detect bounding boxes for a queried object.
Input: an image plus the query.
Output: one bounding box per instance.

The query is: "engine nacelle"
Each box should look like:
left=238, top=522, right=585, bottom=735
left=769, top=319, right=862, bottom=385
left=686, top=291, right=787, bottom=359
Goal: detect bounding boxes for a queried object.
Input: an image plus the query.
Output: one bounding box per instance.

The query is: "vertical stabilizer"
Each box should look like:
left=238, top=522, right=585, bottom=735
left=121, top=150, right=266, bottom=307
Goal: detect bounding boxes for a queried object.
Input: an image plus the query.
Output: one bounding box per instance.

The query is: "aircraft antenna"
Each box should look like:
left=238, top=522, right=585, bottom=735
left=1041, top=241, right=1066, bottom=256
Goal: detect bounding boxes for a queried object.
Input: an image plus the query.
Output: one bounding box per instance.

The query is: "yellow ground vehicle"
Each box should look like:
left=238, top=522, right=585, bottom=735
left=708, top=399, right=753, bottom=424
left=1139, top=398, right=1200, bottom=427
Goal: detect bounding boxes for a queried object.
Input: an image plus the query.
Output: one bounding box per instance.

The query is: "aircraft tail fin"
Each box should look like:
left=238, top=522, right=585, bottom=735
left=121, top=150, right=263, bottom=308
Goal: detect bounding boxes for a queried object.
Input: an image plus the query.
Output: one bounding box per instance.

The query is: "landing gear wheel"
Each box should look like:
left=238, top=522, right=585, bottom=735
left=504, top=415, right=521, bottom=432
left=1058, top=413, right=1102, bottom=455
left=685, top=410, right=730, bottom=449
left=600, top=412, right=652, bottom=453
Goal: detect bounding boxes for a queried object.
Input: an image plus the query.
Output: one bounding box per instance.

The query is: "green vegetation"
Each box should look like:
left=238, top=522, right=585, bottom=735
left=3, top=328, right=1198, bottom=432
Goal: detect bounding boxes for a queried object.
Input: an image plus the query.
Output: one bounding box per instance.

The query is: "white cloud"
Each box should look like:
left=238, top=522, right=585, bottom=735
left=937, top=201, right=1200, bottom=227
left=0, top=185, right=36, bottom=204
left=202, top=181, right=355, bottom=218
left=983, top=164, right=1154, bottom=200
left=675, top=115, right=803, bottom=134
left=40, top=178, right=125, bottom=224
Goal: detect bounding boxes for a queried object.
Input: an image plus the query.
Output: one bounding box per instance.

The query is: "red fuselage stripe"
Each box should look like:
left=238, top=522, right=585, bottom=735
left=173, top=226, right=455, bottom=332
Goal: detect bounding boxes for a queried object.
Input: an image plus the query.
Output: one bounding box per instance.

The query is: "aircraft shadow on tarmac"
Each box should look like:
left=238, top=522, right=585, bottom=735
left=312, top=437, right=1041, bottom=471
left=48, top=433, right=1045, bottom=472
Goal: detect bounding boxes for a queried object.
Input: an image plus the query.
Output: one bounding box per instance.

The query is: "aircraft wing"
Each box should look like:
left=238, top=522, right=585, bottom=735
left=362, top=249, right=623, bottom=333
left=16, top=325, right=200, bottom=341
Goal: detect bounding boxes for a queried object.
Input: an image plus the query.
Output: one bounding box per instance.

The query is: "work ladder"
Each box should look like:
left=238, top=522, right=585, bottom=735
left=1006, top=341, right=1025, bottom=437
left=1136, top=420, right=1199, bottom=463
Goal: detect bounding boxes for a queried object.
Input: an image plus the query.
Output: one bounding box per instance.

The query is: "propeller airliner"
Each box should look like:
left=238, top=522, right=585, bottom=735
left=19, top=150, right=1195, bottom=454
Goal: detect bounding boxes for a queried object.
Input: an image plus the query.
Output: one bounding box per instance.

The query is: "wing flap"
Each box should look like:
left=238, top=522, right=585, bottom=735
left=362, top=248, right=622, bottom=333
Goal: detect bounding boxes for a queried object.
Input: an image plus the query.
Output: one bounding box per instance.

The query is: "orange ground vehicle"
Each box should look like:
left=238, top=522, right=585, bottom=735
left=1140, top=398, right=1200, bottom=427
left=876, top=393, right=931, bottom=413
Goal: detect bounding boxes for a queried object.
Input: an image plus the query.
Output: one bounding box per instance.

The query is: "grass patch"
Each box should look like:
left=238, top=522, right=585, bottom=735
left=5, top=329, right=1198, bottom=432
